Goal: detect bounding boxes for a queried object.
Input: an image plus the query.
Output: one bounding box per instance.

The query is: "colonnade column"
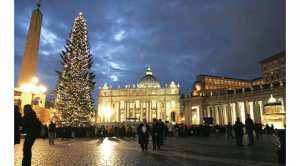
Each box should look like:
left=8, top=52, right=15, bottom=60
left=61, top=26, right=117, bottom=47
left=219, top=104, right=223, bottom=125
left=127, top=101, right=130, bottom=120
left=261, top=100, right=265, bottom=115
left=283, top=97, right=286, bottom=112
left=117, top=102, right=120, bottom=122
left=226, top=104, right=231, bottom=124
left=149, top=101, right=152, bottom=120
left=157, top=102, right=160, bottom=119
left=133, top=102, right=136, bottom=121
left=253, top=101, right=260, bottom=123
left=146, top=101, right=149, bottom=122
left=235, top=102, right=240, bottom=120
left=199, top=105, right=203, bottom=124
left=211, top=105, right=215, bottom=124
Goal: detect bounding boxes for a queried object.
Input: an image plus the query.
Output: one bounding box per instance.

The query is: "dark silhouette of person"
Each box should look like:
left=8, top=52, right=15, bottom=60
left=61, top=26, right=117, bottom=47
left=158, top=119, right=165, bottom=145
left=15, top=105, right=22, bottom=145
left=137, top=118, right=151, bottom=151
left=266, top=124, right=270, bottom=135
left=151, top=118, right=160, bottom=150
left=48, top=121, right=55, bottom=145
left=234, top=117, right=244, bottom=146
left=245, top=114, right=254, bottom=145
left=227, top=122, right=234, bottom=139
left=270, top=124, right=274, bottom=135
left=21, top=104, right=39, bottom=166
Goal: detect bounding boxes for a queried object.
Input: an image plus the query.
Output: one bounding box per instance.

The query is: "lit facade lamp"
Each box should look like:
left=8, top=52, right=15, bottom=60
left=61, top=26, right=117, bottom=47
left=21, top=77, right=47, bottom=106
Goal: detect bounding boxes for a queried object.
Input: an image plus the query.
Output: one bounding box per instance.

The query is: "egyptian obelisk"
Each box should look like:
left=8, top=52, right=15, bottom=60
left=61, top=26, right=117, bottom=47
left=17, top=0, right=43, bottom=87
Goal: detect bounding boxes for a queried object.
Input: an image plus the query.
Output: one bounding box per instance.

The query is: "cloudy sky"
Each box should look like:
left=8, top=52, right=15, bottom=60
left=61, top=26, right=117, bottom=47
left=14, top=0, right=285, bottom=107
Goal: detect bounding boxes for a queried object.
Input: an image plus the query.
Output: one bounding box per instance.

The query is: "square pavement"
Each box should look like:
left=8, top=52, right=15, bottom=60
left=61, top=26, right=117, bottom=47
left=14, top=134, right=285, bottom=166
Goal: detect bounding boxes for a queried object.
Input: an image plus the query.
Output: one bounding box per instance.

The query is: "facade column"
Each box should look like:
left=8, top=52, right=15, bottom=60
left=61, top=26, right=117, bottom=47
left=199, top=104, right=203, bottom=124
left=146, top=101, right=149, bottom=122
left=133, top=101, right=136, bottom=120
left=202, top=104, right=207, bottom=118
left=219, top=105, right=223, bottom=125
left=140, top=101, right=143, bottom=122
left=184, top=105, right=188, bottom=125
left=211, top=104, right=215, bottom=124
left=127, top=101, right=130, bottom=120
left=149, top=101, right=152, bottom=120
left=157, top=102, right=160, bottom=119
left=187, top=105, right=192, bottom=125
left=243, top=101, right=248, bottom=115
left=117, top=102, right=120, bottom=122
left=253, top=101, right=260, bottom=123
left=235, top=102, right=240, bottom=119
left=261, top=100, right=266, bottom=114
left=226, top=104, right=231, bottom=124
left=283, top=97, right=286, bottom=113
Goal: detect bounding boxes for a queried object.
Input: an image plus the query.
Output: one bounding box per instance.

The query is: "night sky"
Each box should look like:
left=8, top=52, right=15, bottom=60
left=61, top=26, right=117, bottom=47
left=14, top=0, right=286, bottom=107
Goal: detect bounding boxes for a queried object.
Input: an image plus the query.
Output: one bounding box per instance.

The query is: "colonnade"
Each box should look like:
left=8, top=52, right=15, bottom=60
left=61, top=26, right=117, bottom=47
left=184, top=97, right=286, bottom=126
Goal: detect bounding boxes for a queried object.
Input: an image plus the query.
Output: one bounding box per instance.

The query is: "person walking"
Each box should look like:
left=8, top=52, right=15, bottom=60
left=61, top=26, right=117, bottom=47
left=15, top=105, right=22, bottom=145
left=227, top=122, right=234, bottom=139
left=245, top=114, right=254, bottom=145
left=234, top=117, right=244, bottom=146
left=151, top=118, right=160, bottom=150
left=21, top=104, right=40, bottom=166
left=48, top=121, right=55, bottom=145
left=137, top=118, right=151, bottom=151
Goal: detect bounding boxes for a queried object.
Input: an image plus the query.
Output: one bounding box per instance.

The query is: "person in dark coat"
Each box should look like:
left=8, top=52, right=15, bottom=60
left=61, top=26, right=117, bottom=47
left=245, top=114, right=254, bottom=145
left=121, top=125, right=126, bottom=138
left=21, top=104, right=39, bottom=166
left=158, top=119, right=165, bottom=145
left=48, top=121, right=55, bottom=145
left=151, top=118, right=160, bottom=150
left=137, top=118, right=151, bottom=151
left=234, top=117, right=244, bottom=146
left=227, top=122, right=234, bottom=139
left=15, top=105, right=22, bottom=145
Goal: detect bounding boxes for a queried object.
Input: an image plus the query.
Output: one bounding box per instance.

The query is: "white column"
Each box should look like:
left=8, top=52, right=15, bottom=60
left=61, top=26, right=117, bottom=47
left=211, top=105, right=215, bottom=124
left=117, top=102, right=119, bottom=122
left=226, top=104, right=231, bottom=124
left=146, top=101, right=149, bottom=121
left=283, top=97, right=286, bottom=112
left=149, top=101, right=152, bottom=120
left=133, top=101, right=136, bottom=119
left=261, top=100, right=265, bottom=114
left=235, top=102, right=240, bottom=120
left=157, top=102, right=160, bottom=119
left=127, top=101, right=130, bottom=120
left=199, top=104, right=204, bottom=124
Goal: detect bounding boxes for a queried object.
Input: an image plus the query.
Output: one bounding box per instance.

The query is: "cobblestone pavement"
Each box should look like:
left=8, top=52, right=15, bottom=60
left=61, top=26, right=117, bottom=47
left=14, top=134, right=285, bottom=166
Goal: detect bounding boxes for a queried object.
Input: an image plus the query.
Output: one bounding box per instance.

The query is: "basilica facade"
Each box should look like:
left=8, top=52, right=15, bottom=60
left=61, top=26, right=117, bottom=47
left=96, top=66, right=181, bottom=124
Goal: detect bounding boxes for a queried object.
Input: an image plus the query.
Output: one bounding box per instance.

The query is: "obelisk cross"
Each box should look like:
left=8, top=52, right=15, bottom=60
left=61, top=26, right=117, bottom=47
left=37, top=0, right=41, bottom=8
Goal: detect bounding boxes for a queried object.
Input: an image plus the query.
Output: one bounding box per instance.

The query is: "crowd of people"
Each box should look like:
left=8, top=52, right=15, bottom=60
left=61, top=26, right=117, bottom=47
left=15, top=104, right=284, bottom=165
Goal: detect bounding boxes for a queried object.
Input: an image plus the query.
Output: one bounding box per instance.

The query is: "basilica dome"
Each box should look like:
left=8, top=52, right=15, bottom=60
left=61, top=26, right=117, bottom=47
left=138, top=65, right=161, bottom=88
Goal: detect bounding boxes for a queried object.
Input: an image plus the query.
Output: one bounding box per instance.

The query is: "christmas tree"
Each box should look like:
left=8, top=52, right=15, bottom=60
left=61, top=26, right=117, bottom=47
left=53, top=12, right=96, bottom=126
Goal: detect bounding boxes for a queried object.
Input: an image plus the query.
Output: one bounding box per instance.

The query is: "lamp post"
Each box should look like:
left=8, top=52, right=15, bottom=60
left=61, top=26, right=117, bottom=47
left=21, top=77, right=47, bottom=106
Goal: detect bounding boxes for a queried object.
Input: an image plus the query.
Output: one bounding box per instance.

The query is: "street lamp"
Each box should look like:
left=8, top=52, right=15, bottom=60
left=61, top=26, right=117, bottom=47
left=21, top=77, right=47, bottom=106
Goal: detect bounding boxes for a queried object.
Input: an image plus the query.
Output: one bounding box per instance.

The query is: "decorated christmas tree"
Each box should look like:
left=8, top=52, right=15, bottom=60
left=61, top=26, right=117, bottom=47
left=53, top=12, right=96, bottom=126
